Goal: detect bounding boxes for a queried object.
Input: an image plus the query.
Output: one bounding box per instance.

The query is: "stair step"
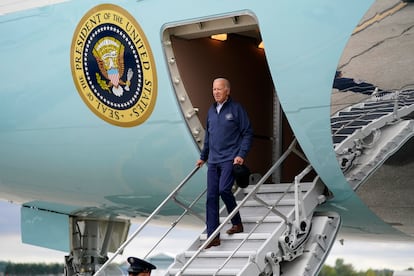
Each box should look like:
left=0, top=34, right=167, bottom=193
left=238, top=204, right=294, bottom=217
left=217, top=220, right=284, bottom=233
left=241, top=198, right=296, bottom=207
left=171, top=252, right=252, bottom=272
left=249, top=192, right=307, bottom=201
left=199, top=233, right=270, bottom=240
left=220, top=216, right=283, bottom=223
left=166, top=181, right=332, bottom=276
left=243, top=182, right=314, bottom=193
left=188, top=239, right=267, bottom=252
left=167, top=268, right=240, bottom=276
left=183, top=250, right=256, bottom=258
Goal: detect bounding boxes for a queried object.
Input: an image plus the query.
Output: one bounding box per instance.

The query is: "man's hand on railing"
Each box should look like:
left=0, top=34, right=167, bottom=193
left=196, top=159, right=205, bottom=168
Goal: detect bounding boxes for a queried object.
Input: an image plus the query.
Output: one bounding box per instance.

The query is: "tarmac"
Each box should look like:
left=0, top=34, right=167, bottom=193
left=337, top=0, right=414, bottom=92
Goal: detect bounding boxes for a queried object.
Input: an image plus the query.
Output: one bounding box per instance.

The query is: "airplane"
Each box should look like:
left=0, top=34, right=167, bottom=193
left=1, top=0, right=413, bottom=275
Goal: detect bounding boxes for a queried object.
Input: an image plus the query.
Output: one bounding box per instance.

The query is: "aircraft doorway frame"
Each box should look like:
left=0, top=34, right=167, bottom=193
left=162, top=12, right=283, bottom=179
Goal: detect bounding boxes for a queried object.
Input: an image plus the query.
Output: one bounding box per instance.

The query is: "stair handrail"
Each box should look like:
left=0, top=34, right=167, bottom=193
left=175, top=138, right=302, bottom=276
left=294, top=164, right=313, bottom=232
left=94, top=166, right=202, bottom=276
left=143, top=188, right=207, bottom=259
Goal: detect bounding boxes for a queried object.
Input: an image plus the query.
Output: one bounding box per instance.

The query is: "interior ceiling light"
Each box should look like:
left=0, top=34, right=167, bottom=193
left=211, top=33, right=227, bottom=41
left=258, top=41, right=264, bottom=49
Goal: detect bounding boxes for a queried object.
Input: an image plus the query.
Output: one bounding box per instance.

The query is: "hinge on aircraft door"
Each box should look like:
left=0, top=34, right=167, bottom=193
left=278, top=218, right=312, bottom=261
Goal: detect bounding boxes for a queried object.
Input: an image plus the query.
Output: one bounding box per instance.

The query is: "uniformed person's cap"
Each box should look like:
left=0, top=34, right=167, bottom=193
left=127, top=257, right=156, bottom=273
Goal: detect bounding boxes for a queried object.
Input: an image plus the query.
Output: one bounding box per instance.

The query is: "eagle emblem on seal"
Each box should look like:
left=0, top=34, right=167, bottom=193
left=92, top=37, right=133, bottom=97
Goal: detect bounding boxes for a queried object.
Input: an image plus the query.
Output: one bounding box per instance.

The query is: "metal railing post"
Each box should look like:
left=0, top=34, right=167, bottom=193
left=94, top=166, right=200, bottom=276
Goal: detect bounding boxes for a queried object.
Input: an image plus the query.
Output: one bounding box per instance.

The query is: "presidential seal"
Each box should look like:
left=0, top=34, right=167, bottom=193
left=71, top=4, right=157, bottom=127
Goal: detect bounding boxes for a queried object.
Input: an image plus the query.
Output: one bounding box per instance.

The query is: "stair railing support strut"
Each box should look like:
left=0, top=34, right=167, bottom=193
left=94, top=166, right=201, bottom=276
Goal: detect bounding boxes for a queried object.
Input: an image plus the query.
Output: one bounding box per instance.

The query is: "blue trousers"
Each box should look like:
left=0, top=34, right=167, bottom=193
left=206, top=161, right=242, bottom=237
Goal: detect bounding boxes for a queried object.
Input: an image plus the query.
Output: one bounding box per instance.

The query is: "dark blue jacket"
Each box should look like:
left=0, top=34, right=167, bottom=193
left=200, top=98, right=253, bottom=164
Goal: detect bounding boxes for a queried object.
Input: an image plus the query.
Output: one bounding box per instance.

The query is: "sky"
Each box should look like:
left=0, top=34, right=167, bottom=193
left=1, top=200, right=414, bottom=273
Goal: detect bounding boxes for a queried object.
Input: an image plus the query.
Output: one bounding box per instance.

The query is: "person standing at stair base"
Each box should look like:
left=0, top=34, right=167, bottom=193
left=127, top=256, right=156, bottom=276
left=196, top=77, right=253, bottom=249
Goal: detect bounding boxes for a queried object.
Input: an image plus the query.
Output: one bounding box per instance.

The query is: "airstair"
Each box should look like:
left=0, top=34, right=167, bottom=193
left=93, top=138, right=341, bottom=276
left=332, top=88, right=414, bottom=188
left=167, top=175, right=340, bottom=276
left=162, top=138, right=341, bottom=276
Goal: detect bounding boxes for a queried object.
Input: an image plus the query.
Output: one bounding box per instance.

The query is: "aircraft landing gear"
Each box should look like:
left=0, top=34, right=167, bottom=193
left=64, top=217, right=130, bottom=276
